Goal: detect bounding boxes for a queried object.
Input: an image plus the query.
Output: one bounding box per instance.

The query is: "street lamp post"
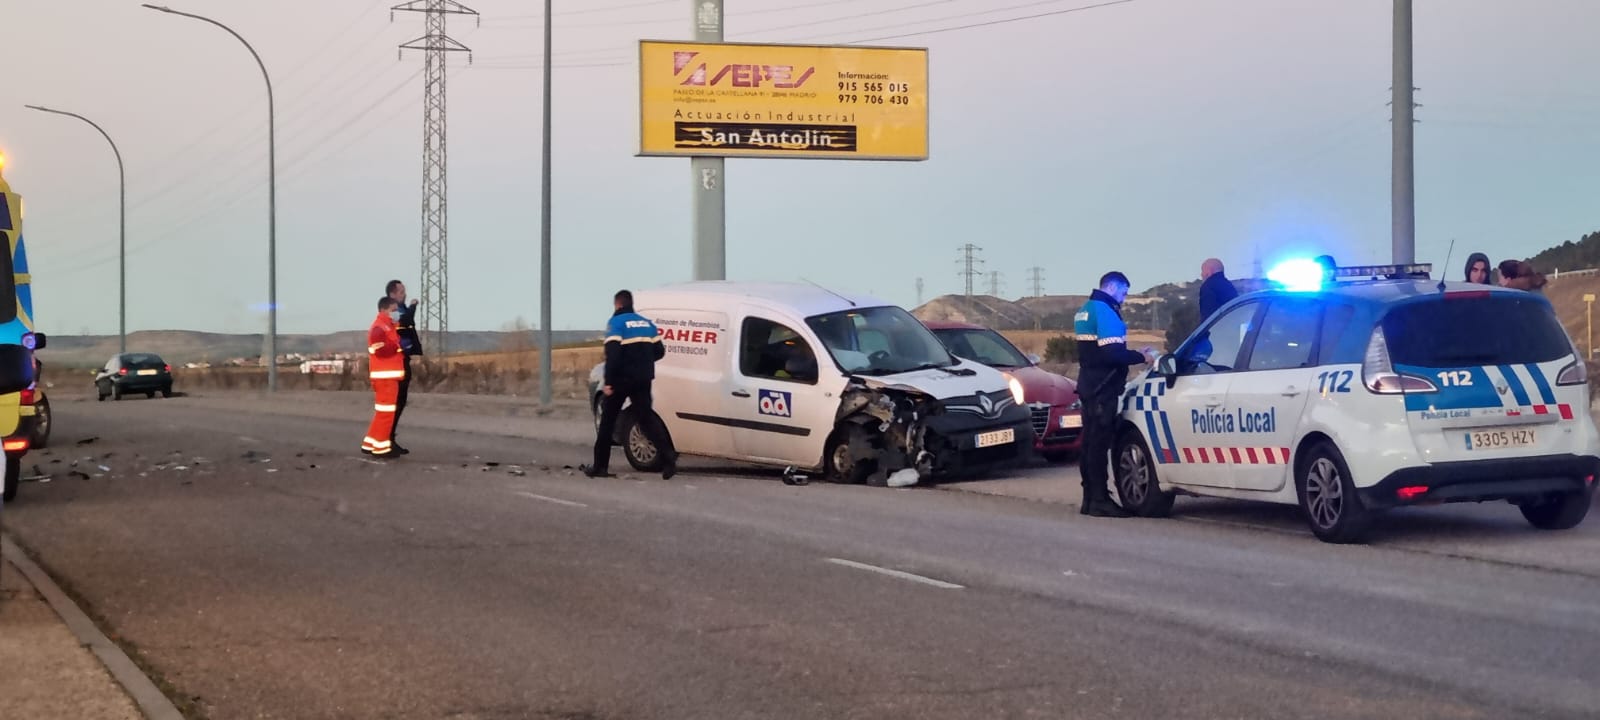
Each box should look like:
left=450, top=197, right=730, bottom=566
left=24, top=105, right=126, bottom=356
left=1585, top=293, right=1595, bottom=360
left=142, top=3, right=278, bottom=392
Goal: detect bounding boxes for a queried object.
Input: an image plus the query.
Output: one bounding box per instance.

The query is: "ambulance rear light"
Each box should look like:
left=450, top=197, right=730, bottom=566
left=1362, top=326, right=1437, bottom=395
left=18, top=387, right=33, bottom=406
left=3, top=437, right=29, bottom=453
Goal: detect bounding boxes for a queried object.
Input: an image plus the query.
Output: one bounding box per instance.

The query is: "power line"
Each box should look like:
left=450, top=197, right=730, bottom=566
left=50, top=68, right=427, bottom=278
left=988, top=270, right=1005, bottom=297
left=820, top=0, right=1137, bottom=45
left=743, top=0, right=963, bottom=36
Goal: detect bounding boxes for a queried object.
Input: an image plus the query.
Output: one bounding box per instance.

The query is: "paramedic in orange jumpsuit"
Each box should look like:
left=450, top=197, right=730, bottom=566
left=362, top=297, right=407, bottom=457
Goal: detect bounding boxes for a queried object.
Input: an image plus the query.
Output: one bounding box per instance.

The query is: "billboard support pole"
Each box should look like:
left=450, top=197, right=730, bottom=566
left=691, top=0, right=725, bottom=281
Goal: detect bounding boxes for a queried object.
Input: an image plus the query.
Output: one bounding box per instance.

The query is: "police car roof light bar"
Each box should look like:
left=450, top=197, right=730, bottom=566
left=1331, top=263, right=1432, bottom=281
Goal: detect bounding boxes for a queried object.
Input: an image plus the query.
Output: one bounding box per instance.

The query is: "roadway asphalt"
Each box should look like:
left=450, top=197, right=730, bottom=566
left=4, top=390, right=1598, bottom=719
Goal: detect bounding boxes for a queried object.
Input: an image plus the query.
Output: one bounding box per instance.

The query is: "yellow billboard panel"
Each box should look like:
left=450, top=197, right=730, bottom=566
left=638, top=40, right=928, bottom=161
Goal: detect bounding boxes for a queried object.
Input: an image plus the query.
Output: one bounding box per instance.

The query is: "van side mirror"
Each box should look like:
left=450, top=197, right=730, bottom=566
left=31, top=332, right=45, bottom=350
left=1157, top=354, right=1178, bottom=376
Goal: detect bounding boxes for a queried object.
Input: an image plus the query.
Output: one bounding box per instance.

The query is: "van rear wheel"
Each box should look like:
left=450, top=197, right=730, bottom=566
left=621, top=411, right=667, bottom=473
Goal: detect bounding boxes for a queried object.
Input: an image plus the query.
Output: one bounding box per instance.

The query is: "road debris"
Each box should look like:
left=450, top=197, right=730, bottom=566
left=781, top=467, right=809, bottom=486
left=75, top=436, right=99, bottom=446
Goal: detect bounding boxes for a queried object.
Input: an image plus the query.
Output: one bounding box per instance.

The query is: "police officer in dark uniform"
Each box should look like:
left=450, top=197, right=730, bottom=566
left=386, top=280, right=422, bottom=455
left=1074, top=271, right=1156, bottom=518
left=581, top=289, right=677, bottom=480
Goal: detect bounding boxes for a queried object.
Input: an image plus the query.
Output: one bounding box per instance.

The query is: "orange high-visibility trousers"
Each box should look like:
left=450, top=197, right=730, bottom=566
left=362, top=379, right=400, bottom=455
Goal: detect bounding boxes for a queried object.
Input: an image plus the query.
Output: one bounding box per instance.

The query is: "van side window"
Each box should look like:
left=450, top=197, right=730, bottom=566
left=740, top=317, right=819, bottom=384
left=1246, top=299, right=1320, bottom=371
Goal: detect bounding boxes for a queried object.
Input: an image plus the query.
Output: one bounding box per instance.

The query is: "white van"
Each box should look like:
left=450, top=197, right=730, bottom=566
left=589, top=282, right=1035, bottom=486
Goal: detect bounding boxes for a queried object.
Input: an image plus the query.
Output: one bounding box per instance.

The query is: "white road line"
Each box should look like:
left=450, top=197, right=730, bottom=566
left=824, top=558, right=964, bottom=589
left=514, top=491, right=588, bottom=508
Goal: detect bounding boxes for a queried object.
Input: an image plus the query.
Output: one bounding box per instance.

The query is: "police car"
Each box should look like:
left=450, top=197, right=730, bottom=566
left=1112, top=260, right=1600, bottom=543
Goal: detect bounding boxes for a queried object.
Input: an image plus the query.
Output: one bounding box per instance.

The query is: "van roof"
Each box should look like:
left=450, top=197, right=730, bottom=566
left=635, top=281, right=892, bottom=317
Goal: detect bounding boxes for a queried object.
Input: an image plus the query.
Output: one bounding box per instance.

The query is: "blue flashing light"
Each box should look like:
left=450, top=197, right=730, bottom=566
left=1267, top=259, right=1328, bottom=292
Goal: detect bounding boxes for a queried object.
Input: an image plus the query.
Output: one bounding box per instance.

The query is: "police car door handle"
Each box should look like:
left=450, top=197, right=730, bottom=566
left=1282, top=386, right=1302, bottom=397
left=731, top=390, right=751, bottom=398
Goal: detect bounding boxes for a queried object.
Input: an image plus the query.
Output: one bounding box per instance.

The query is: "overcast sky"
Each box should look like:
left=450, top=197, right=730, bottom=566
left=2, top=0, right=1597, bottom=335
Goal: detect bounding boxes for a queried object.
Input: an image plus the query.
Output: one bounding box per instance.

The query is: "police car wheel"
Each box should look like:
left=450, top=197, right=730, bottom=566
left=1113, top=432, right=1173, bottom=518
left=1518, top=490, right=1591, bottom=531
left=1296, top=443, right=1371, bottom=544
left=622, top=413, right=666, bottom=473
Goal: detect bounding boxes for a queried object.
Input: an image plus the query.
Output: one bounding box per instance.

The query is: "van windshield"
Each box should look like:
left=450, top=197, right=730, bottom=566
left=806, top=306, right=955, bottom=376
left=1382, top=295, right=1573, bottom=367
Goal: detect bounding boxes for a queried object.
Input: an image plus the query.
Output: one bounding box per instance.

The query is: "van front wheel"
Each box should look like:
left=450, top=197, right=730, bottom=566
left=825, top=426, right=873, bottom=484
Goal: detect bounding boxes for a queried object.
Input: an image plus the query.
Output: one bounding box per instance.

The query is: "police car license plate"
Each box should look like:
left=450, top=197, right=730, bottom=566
left=136, top=369, right=158, bottom=376
left=1467, top=427, right=1535, bottom=450
left=975, top=428, right=1015, bottom=448
left=1059, top=414, right=1082, bottom=429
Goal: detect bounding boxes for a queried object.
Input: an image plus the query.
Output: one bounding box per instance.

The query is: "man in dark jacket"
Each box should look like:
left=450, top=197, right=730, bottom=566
left=386, top=280, right=422, bottom=454
left=582, top=290, right=676, bottom=479
left=1074, top=271, right=1156, bottom=518
left=1198, top=258, right=1238, bottom=320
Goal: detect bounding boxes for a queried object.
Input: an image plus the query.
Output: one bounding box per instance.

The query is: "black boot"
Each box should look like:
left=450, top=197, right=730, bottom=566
left=1085, top=501, right=1133, bottom=518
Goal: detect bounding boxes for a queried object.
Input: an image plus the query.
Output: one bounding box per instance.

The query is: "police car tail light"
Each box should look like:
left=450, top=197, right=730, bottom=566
left=1558, top=337, right=1587, bottom=386
left=1362, top=326, right=1436, bottom=394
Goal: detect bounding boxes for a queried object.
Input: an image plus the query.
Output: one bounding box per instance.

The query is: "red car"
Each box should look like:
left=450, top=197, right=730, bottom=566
left=925, top=322, right=1083, bottom=463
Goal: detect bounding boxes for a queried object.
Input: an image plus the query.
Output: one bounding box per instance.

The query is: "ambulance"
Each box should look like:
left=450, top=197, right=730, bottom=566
left=0, top=152, right=47, bottom=502
left=591, top=282, right=1034, bottom=486
left=1112, top=261, right=1599, bottom=543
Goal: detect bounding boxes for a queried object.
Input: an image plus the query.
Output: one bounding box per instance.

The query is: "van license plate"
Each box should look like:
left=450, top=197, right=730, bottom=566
left=975, top=428, right=1015, bottom=448
left=136, top=369, right=158, bottom=376
left=1467, top=428, right=1535, bottom=450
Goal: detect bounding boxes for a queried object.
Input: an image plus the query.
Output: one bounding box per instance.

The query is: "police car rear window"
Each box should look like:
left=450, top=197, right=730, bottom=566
left=1381, top=296, right=1571, bottom=367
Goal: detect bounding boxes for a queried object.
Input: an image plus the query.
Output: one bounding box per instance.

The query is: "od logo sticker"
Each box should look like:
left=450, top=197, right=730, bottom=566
left=758, top=389, right=792, bottom=418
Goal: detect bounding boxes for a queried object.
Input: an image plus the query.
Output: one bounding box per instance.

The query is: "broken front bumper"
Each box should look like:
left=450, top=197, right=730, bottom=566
left=923, top=405, right=1035, bottom=475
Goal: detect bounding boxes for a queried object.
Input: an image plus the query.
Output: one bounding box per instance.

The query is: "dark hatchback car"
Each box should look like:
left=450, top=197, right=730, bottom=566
left=95, top=352, right=175, bottom=401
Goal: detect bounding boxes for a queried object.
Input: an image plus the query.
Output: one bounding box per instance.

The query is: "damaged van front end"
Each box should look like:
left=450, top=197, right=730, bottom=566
left=829, top=374, right=1034, bottom=488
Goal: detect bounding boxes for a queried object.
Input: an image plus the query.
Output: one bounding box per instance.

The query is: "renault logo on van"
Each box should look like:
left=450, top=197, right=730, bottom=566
left=978, top=394, right=995, bottom=415
left=1497, top=383, right=1509, bottom=396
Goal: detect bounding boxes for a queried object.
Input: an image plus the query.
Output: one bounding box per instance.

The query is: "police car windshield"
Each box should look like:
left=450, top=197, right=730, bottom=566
left=1382, top=295, right=1572, bottom=367
left=806, top=306, right=955, bottom=376
left=930, top=328, right=1030, bottom=368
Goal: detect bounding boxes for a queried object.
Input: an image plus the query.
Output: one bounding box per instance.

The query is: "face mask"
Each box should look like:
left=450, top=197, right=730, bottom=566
left=388, top=310, right=402, bottom=322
